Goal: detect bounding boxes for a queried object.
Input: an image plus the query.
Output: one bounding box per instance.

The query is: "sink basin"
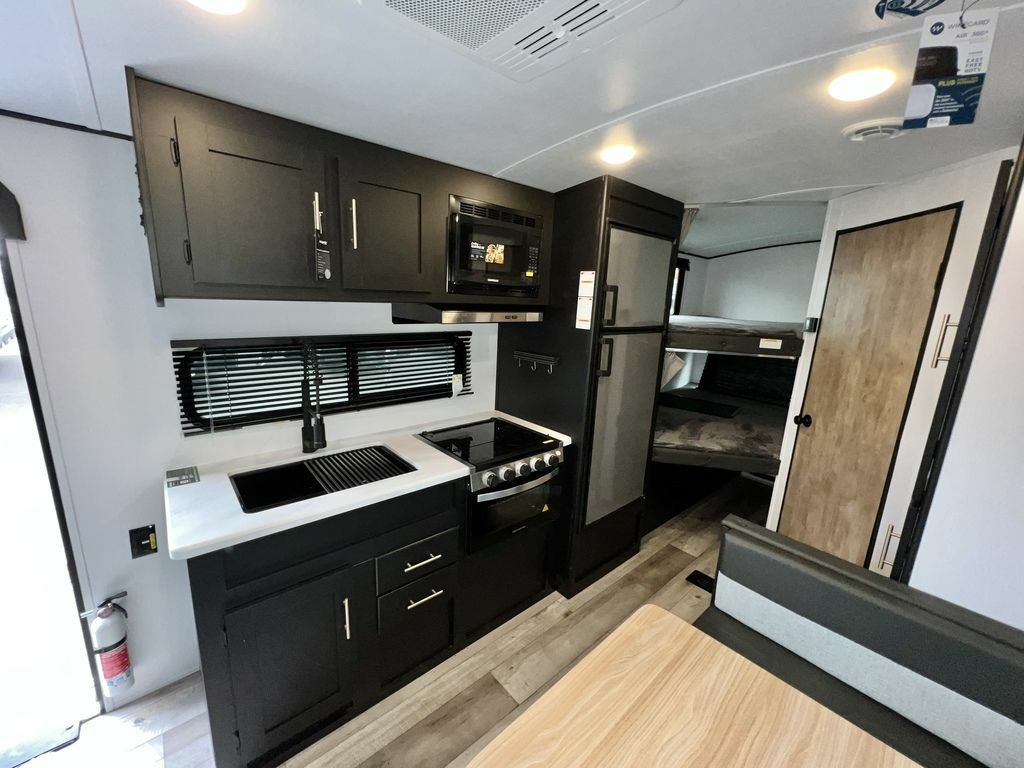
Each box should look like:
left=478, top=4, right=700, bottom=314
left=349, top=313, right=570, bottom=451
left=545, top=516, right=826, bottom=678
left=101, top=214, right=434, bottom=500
left=231, top=445, right=415, bottom=513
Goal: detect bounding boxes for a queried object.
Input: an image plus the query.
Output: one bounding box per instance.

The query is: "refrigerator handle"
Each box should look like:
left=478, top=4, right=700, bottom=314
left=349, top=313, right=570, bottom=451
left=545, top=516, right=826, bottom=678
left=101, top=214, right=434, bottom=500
left=603, top=284, right=619, bottom=326
left=596, top=337, right=615, bottom=377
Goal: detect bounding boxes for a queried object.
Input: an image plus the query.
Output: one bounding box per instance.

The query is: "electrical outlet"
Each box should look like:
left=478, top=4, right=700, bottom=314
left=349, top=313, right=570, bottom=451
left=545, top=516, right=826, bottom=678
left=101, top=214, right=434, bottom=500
left=129, top=525, right=158, bottom=558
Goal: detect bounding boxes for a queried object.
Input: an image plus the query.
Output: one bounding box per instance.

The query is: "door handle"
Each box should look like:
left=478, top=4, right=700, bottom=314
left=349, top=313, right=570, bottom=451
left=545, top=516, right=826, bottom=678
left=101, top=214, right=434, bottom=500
left=342, top=596, right=351, bottom=641
left=877, top=524, right=901, bottom=569
left=793, top=414, right=812, bottom=428
left=597, top=338, right=615, bottom=378
left=348, top=198, right=358, bottom=249
left=930, top=313, right=958, bottom=368
left=604, top=284, right=619, bottom=326
left=407, top=588, right=444, bottom=610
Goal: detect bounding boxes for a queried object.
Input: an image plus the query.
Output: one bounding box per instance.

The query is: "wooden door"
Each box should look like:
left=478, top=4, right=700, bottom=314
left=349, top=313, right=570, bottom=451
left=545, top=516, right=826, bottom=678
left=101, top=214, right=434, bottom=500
left=780, top=207, right=958, bottom=564
left=176, top=117, right=332, bottom=290
left=338, top=148, right=431, bottom=293
left=225, top=562, right=372, bottom=764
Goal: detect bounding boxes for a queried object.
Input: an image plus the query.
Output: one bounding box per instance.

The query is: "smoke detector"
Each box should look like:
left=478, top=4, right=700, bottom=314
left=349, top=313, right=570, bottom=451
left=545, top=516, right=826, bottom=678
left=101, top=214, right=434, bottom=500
left=381, top=0, right=685, bottom=81
left=842, top=118, right=906, bottom=142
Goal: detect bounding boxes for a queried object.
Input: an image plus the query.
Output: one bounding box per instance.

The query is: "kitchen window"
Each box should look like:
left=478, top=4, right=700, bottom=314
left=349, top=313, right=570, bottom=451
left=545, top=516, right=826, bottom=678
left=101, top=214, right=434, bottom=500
left=173, top=332, right=472, bottom=436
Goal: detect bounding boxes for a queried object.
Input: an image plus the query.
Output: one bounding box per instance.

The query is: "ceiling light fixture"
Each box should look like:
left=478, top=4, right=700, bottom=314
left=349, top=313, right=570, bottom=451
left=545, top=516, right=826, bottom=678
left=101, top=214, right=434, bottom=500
left=828, top=68, right=897, bottom=102
left=186, top=0, right=247, bottom=15
left=600, top=144, right=636, bottom=165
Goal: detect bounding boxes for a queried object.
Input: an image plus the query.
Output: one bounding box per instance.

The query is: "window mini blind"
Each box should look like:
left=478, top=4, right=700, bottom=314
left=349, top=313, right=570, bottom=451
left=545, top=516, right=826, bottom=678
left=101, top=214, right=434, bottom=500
left=173, top=332, right=472, bottom=436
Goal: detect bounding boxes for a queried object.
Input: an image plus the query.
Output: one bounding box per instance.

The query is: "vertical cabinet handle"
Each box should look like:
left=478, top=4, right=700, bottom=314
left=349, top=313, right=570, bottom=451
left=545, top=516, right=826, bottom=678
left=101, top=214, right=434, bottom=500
left=930, top=313, right=959, bottom=368
left=342, top=596, right=351, bottom=641
left=604, top=285, right=619, bottom=326
left=597, top=338, right=615, bottom=377
left=877, top=524, right=901, bottom=569
left=348, top=198, right=358, bottom=249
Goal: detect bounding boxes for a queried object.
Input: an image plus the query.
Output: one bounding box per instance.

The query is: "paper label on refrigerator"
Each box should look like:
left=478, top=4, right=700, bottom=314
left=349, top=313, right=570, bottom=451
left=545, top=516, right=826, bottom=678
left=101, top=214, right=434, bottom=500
left=577, top=271, right=596, bottom=298
left=575, top=270, right=596, bottom=329
left=575, top=296, right=593, bottom=330
left=759, top=338, right=783, bottom=350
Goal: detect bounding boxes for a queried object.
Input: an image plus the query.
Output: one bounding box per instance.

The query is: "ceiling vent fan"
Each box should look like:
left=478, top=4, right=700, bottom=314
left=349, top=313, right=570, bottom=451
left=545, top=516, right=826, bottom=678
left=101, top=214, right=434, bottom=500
left=381, top=0, right=685, bottom=81
left=842, top=118, right=906, bottom=142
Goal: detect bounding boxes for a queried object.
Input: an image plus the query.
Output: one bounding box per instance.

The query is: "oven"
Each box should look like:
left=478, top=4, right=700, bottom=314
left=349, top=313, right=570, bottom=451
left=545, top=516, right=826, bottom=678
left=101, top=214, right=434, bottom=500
left=447, top=195, right=543, bottom=299
left=467, top=468, right=560, bottom=553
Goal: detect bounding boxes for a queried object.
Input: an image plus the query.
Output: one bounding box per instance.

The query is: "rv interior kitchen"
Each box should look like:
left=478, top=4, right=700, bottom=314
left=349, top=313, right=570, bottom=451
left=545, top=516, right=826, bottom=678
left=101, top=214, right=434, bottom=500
left=1, top=1, right=1022, bottom=767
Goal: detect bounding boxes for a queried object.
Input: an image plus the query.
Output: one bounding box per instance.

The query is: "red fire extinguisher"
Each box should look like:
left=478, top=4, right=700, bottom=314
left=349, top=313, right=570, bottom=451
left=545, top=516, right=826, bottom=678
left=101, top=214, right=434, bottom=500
left=89, top=591, right=135, bottom=697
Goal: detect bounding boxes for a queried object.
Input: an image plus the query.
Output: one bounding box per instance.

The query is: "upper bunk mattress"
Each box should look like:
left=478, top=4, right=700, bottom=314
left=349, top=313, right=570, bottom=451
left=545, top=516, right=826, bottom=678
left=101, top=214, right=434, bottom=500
left=667, top=315, right=804, bottom=357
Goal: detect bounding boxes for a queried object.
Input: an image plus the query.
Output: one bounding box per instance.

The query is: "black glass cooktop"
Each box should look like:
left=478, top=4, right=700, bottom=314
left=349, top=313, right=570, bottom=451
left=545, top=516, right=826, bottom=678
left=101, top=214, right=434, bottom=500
left=421, top=418, right=556, bottom=468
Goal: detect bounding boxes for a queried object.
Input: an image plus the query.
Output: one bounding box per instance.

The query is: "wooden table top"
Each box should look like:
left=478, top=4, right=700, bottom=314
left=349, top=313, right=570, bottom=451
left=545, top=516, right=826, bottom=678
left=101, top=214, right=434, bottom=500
left=468, top=604, right=920, bottom=768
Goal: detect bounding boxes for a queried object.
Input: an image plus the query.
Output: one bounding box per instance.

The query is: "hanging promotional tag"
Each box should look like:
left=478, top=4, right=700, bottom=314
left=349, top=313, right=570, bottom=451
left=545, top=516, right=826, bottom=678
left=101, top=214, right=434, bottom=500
left=875, top=0, right=948, bottom=20
left=903, top=8, right=999, bottom=129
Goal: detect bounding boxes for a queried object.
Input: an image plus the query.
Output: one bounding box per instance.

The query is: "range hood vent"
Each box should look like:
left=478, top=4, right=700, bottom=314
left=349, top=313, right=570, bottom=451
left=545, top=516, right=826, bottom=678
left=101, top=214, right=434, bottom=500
left=392, top=304, right=544, bottom=324
left=380, top=0, right=685, bottom=81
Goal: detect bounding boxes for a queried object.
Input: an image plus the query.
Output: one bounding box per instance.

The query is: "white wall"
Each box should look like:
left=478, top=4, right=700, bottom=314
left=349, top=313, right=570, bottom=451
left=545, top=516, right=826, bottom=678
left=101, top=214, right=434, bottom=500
left=695, top=242, right=819, bottom=323
left=909, top=162, right=1024, bottom=632
left=0, top=116, right=498, bottom=706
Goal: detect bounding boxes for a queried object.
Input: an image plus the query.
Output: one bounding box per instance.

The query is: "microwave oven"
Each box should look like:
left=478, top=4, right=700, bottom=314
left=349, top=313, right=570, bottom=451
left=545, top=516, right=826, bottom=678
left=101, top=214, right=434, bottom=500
left=447, top=196, right=543, bottom=298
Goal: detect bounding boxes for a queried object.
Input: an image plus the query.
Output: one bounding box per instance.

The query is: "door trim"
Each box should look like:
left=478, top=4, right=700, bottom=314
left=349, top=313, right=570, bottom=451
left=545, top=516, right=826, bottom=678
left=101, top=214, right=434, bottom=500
left=894, top=154, right=1020, bottom=582
left=777, top=203, right=963, bottom=564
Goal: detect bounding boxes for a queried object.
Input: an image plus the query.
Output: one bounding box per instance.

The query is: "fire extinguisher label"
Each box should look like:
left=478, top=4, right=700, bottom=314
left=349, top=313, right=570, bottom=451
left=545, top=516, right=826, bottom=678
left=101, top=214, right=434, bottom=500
left=100, top=641, right=134, bottom=690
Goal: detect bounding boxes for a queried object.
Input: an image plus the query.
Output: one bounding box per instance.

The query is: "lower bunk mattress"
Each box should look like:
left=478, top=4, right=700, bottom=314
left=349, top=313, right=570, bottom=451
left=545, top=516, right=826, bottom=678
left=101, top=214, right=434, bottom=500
left=652, top=390, right=787, bottom=474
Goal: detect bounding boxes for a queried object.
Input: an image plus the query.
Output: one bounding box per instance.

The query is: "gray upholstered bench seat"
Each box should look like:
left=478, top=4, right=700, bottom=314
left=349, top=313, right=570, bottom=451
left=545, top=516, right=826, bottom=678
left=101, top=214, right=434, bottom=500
left=697, top=516, right=1024, bottom=768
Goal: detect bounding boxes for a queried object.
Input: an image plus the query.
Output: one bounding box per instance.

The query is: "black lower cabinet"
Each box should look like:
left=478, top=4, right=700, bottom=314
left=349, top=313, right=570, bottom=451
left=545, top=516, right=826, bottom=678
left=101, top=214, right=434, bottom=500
left=187, top=479, right=558, bottom=768
left=459, top=520, right=554, bottom=641
left=225, top=562, right=374, bottom=766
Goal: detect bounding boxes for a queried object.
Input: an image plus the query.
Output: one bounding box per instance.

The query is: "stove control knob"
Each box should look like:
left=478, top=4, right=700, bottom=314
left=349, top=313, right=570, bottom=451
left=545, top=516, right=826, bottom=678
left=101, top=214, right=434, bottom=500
left=545, top=451, right=561, bottom=467
left=529, top=456, right=546, bottom=471
left=515, top=461, right=531, bottom=477
left=482, top=471, right=499, bottom=488
left=499, top=466, right=516, bottom=483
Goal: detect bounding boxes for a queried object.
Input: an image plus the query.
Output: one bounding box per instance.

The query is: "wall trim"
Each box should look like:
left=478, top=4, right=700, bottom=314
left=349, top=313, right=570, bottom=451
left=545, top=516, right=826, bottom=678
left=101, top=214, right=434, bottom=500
left=0, top=108, right=132, bottom=142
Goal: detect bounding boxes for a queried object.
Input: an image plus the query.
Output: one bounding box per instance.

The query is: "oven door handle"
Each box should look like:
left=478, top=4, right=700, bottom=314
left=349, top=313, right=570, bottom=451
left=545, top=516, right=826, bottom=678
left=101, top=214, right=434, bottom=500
left=476, top=468, right=559, bottom=502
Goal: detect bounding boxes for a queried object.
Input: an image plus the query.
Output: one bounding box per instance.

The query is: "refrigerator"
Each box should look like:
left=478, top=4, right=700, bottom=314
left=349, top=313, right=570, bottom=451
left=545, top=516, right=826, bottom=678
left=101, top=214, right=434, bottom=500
left=496, top=176, right=684, bottom=595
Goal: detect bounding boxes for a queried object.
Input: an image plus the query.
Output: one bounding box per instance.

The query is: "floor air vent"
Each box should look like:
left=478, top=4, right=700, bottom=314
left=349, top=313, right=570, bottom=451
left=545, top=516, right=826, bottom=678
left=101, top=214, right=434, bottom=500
left=380, top=0, right=685, bottom=81
left=305, top=446, right=415, bottom=493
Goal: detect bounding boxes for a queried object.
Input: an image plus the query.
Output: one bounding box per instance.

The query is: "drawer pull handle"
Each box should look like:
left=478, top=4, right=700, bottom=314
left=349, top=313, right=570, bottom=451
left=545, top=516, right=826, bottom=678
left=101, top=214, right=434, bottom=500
left=349, top=198, right=358, bottom=249
left=407, top=588, right=444, bottom=610
left=404, top=553, right=442, bottom=573
left=342, top=597, right=351, bottom=641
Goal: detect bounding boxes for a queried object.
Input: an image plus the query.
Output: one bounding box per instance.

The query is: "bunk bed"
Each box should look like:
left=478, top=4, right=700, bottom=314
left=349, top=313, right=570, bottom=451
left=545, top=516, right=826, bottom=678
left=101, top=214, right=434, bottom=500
left=653, top=315, right=803, bottom=475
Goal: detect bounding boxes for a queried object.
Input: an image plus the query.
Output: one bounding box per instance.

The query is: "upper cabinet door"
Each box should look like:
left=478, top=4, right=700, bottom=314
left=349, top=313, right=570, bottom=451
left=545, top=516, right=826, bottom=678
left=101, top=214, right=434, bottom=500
left=338, top=150, right=432, bottom=293
left=175, top=117, right=333, bottom=289
left=601, top=227, right=675, bottom=329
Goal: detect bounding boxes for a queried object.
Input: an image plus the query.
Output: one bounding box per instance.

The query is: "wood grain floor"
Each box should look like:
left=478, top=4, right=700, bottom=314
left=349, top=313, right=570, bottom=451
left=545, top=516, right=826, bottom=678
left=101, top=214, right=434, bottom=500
left=28, top=478, right=768, bottom=768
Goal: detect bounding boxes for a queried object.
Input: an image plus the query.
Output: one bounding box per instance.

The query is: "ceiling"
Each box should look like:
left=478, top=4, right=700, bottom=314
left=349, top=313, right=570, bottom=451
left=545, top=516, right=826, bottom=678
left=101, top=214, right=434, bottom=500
left=2, top=0, right=1022, bottom=203
left=682, top=205, right=827, bottom=258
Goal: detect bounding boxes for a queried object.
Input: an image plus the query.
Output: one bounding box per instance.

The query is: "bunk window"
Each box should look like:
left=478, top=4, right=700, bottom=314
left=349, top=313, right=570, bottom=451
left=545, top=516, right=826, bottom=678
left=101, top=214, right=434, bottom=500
left=172, top=332, right=472, bottom=436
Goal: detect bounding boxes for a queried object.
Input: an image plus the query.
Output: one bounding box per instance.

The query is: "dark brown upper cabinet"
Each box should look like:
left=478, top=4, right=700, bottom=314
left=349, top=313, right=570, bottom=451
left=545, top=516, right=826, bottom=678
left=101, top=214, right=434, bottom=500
left=337, top=151, right=431, bottom=294
left=175, top=118, right=332, bottom=289
left=127, top=69, right=553, bottom=305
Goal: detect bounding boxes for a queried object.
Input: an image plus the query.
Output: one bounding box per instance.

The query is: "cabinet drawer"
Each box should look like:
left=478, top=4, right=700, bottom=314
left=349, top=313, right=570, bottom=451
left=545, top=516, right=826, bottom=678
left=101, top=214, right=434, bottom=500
left=377, top=566, right=458, bottom=685
left=376, top=527, right=459, bottom=594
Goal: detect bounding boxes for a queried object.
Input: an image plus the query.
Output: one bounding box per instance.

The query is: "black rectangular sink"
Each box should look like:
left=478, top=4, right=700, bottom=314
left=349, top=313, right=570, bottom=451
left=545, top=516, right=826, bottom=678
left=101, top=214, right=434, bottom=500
left=231, top=445, right=415, bottom=513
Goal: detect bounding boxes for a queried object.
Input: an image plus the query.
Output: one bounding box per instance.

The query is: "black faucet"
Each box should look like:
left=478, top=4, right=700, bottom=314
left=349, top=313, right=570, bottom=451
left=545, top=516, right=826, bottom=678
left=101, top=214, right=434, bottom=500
left=301, top=345, right=326, bottom=453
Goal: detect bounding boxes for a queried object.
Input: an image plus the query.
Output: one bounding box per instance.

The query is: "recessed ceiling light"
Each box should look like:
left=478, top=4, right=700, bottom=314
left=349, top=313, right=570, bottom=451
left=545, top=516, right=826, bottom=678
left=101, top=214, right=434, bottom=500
left=600, top=144, right=636, bottom=165
left=186, top=0, right=247, bottom=15
left=828, top=68, right=897, bottom=102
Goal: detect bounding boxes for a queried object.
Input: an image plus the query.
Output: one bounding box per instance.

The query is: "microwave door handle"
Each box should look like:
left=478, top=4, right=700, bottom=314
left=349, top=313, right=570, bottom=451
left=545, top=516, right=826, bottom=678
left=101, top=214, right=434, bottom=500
left=476, top=468, right=559, bottom=502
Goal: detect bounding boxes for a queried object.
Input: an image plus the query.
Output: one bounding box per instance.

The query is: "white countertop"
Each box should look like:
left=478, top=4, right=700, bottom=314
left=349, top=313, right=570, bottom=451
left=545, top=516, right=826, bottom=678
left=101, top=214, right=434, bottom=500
left=164, top=410, right=572, bottom=560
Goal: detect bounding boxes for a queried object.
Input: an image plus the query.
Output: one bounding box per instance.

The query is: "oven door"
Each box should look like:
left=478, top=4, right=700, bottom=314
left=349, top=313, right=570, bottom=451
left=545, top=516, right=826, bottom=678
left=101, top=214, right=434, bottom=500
left=468, top=469, right=560, bottom=552
left=449, top=214, right=540, bottom=296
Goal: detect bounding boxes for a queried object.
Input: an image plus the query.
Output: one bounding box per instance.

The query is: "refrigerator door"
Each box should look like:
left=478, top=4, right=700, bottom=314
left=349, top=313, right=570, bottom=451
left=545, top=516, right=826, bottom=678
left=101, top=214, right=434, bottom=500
left=585, top=331, right=663, bottom=525
left=602, top=227, right=675, bottom=329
